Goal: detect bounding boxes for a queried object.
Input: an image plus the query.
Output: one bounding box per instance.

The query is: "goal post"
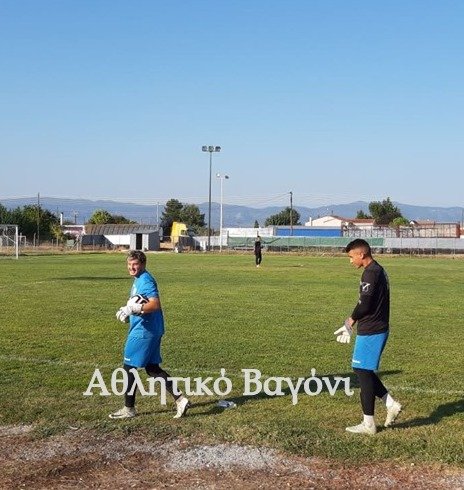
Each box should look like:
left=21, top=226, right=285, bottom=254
left=0, top=224, right=19, bottom=259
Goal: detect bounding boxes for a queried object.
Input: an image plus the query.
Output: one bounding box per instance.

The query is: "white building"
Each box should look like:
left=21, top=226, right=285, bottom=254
left=305, top=215, right=374, bottom=230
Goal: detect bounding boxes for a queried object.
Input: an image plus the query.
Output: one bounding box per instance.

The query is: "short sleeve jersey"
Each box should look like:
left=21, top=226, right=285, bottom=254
left=128, top=270, right=165, bottom=338
left=352, top=260, right=390, bottom=335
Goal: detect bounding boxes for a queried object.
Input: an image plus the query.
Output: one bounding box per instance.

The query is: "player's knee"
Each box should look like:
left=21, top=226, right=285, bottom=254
left=145, top=363, right=162, bottom=376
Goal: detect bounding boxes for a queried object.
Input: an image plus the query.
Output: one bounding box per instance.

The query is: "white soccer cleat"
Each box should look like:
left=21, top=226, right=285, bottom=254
left=345, top=422, right=377, bottom=435
left=384, top=401, right=402, bottom=427
left=173, top=397, right=190, bottom=419
left=109, top=406, right=136, bottom=419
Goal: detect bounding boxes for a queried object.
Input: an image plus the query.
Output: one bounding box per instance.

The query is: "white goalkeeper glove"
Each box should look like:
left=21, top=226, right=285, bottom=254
left=334, top=319, right=353, bottom=344
left=115, top=303, right=143, bottom=323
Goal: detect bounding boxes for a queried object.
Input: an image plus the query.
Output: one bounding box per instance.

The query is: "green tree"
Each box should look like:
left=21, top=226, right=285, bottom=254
left=179, top=204, right=205, bottom=234
left=111, top=214, right=136, bottom=224
left=356, top=209, right=371, bottom=219
left=264, top=207, right=301, bottom=226
left=7, top=205, right=59, bottom=241
left=161, top=199, right=183, bottom=236
left=391, top=216, right=410, bottom=227
left=50, top=222, right=67, bottom=243
left=0, top=204, right=11, bottom=223
left=87, top=209, right=135, bottom=224
left=88, top=209, right=113, bottom=224
left=369, top=198, right=403, bottom=225
left=254, top=220, right=260, bottom=228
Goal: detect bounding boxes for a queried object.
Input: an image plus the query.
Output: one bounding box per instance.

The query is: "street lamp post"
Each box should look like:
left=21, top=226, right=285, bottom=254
left=289, top=191, right=293, bottom=236
left=216, top=173, right=229, bottom=252
left=202, top=145, right=221, bottom=251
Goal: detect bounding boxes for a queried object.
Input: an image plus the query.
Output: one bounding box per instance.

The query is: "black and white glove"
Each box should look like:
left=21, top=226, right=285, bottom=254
left=115, top=303, right=143, bottom=323
left=334, top=319, right=353, bottom=344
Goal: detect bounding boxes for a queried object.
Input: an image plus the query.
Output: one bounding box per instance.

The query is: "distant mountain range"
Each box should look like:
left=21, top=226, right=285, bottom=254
left=1, top=197, right=463, bottom=228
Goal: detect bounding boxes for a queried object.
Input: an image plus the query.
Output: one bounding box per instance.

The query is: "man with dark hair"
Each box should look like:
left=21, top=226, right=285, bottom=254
left=109, top=250, right=189, bottom=419
left=334, top=239, right=401, bottom=434
left=254, top=235, right=263, bottom=267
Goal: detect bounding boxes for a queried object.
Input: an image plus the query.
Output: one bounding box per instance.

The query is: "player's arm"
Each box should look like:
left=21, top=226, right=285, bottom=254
left=350, top=270, right=377, bottom=323
left=116, top=292, right=160, bottom=322
left=334, top=270, right=377, bottom=343
left=140, top=296, right=161, bottom=315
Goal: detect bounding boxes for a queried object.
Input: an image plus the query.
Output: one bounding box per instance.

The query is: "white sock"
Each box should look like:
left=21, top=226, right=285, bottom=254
left=382, top=393, right=395, bottom=408
left=363, top=414, right=375, bottom=427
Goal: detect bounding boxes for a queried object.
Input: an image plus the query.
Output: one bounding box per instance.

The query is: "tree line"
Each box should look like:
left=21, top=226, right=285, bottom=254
left=0, top=197, right=408, bottom=242
left=262, top=198, right=407, bottom=227
left=0, top=203, right=61, bottom=242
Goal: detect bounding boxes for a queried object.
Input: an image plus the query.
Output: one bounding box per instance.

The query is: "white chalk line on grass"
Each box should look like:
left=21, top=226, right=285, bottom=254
left=1, top=355, right=463, bottom=397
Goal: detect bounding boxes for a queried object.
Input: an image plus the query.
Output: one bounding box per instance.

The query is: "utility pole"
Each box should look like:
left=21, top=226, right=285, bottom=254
left=37, top=192, right=40, bottom=246
left=202, top=145, right=221, bottom=251
left=216, top=173, right=229, bottom=252
left=289, top=191, right=293, bottom=236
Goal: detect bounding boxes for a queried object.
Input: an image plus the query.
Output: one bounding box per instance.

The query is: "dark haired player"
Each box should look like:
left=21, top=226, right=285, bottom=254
left=334, top=239, right=402, bottom=434
left=110, top=250, right=189, bottom=419
left=254, top=235, right=263, bottom=267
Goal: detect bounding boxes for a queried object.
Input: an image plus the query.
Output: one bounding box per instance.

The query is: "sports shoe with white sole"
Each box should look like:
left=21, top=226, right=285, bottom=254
left=173, top=397, right=189, bottom=419
left=384, top=401, right=402, bottom=427
left=109, top=406, right=136, bottom=419
left=345, top=422, right=377, bottom=435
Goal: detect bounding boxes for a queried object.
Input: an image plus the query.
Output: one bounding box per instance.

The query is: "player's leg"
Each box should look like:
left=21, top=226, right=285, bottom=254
left=124, top=363, right=138, bottom=408
left=355, top=368, right=376, bottom=416
left=109, top=364, right=137, bottom=419
left=372, top=372, right=388, bottom=399
left=146, top=363, right=190, bottom=418
left=145, top=363, right=180, bottom=400
left=374, top=373, right=402, bottom=427
left=346, top=368, right=377, bottom=434
left=346, top=333, right=388, bottom=434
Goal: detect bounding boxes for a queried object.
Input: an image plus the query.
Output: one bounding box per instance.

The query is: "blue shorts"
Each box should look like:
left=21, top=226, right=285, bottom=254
left=123, top=335, right=162, bottom=368
left=352, top=331, right=389, bottom=371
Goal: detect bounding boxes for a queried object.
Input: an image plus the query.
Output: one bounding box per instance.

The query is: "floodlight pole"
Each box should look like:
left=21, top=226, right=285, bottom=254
left=216, top=173, right=229, bottom=252
left=202, top=145, right=221, bottom=251
left=290, top=191, right=293, bottom=236
left=15, top=225, right=19, bottom=259
left=37, top=192, right=40, bottom=247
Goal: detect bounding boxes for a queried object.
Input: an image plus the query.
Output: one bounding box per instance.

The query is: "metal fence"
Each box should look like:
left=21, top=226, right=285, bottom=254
left=192, top=235, right=464, bottom=255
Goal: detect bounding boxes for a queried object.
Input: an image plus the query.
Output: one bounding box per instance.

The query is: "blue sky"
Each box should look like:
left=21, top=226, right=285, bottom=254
left=1, top=1, right=463, bottom=208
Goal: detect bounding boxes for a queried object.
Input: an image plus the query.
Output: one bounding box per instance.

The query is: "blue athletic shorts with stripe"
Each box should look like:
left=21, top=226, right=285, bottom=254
left=123, top=335, right=162, bottom=368
left=351, top=331, right=389, bottom=371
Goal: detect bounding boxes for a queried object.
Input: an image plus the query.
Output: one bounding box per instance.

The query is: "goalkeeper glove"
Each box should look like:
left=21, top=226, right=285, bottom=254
left=334, top=319, right=353, bottom=344
left=115, top=303, right=143, bottom=323
left=116, top=307, right=129, bottom=323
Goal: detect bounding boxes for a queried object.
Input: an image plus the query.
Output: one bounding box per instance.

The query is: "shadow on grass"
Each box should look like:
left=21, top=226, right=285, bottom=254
left=183, top=370, right=402, bottom=418
left=394, top=398, right=464, bottom=429
left=54, top=276, right=127, bottom=281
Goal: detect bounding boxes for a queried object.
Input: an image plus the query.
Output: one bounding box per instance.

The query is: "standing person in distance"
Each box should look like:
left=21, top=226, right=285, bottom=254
left=254, top=235, right=263, bottom=268
left=334, top=239, right=402, bottom=434
left=110, top=250, right=189, bottom=420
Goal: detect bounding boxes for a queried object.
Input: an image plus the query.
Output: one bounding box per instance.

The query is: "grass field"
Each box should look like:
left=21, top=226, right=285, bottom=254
left=0, top=252, right=463, bottom=467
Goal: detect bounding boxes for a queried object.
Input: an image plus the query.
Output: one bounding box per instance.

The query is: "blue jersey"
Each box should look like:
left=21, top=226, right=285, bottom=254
left=128, top=270, right=165, bottom=339
left=123, top=270, right=165, bottom=367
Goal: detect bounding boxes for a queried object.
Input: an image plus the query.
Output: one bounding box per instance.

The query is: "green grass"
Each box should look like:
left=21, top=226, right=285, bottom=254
left=0, top=252, right=463, bottom=466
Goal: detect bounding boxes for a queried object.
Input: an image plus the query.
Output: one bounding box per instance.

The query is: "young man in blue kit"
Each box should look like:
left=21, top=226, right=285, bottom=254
left=109, top=250, right=189, bottom=420
left=334, top=239, right=402, bottom=434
